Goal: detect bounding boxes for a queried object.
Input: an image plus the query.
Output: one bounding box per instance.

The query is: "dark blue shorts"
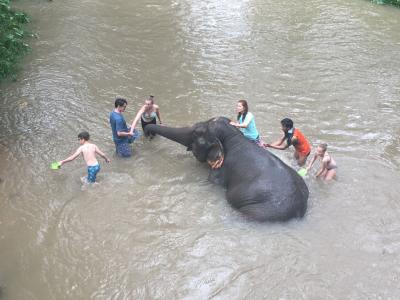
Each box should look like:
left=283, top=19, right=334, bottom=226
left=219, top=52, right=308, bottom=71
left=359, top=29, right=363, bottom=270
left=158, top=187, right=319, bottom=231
left=87, top=164, right=100, bottom=183
left=116, top=142, right=132, bottom=157
left=115, top=130, right=140, bottom=157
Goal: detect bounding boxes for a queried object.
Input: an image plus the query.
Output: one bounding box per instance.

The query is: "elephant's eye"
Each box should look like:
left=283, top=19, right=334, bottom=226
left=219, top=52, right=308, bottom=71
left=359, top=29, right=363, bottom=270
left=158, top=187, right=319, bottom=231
left=197, top=137, right=206, bottom=145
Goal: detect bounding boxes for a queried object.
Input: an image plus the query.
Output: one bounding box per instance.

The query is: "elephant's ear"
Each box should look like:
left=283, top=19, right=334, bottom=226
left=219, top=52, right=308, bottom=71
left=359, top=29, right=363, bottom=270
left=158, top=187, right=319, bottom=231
left=206, top=138, right=224, bottom=162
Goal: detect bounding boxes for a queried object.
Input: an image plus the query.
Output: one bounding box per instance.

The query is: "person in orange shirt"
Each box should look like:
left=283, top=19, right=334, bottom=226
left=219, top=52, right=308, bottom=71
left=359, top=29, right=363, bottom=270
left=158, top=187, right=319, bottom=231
left=264, top=118, right=311, bottom=166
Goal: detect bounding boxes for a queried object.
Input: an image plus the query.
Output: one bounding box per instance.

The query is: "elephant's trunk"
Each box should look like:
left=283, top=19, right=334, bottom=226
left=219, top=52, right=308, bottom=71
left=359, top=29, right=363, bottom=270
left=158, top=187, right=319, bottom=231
left=145, top=124, right=193, bottom=148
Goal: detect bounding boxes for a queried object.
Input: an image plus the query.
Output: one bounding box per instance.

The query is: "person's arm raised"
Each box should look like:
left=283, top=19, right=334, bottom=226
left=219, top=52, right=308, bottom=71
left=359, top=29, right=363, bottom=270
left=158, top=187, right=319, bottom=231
left=264, top=134, right=287, bottom=149
left=59, top=147, right=82, bottom=166
left=129, top=106, right=145, bottom=134
left=229, top=113, right=253, bottom=128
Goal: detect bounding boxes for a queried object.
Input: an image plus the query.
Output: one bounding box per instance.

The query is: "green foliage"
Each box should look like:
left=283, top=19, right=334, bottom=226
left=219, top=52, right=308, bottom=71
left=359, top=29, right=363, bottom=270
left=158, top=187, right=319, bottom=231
left=0, top=0, right=31, bottom=81
left=372, top=0, right=400, bottom=7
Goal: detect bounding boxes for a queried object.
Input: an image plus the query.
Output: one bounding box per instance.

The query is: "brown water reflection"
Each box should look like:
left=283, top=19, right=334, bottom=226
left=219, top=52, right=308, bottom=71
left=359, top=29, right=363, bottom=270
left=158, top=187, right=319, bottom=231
left=1, top=0, right=400, bottom=299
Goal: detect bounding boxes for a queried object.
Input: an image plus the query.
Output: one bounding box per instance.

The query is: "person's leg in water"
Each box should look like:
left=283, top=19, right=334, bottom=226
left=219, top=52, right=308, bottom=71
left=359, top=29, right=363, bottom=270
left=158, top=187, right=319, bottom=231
left=87, top=164, right=101, bottom=183
left=141, top=118, right=157, bottom=139
left=295, top=150, right=310, bottom=167
left=115, top=130, right=140, bottom=157
left=324, top=167, right=337, bottom=181
left=115, top=142, right=132, bottom=157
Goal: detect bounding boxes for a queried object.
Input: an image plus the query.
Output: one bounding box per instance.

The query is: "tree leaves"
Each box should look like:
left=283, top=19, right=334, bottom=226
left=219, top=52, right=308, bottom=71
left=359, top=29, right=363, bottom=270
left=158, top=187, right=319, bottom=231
left=372, top=0, right=400, bottom=7
left=0, top=0, right=31, bottom=80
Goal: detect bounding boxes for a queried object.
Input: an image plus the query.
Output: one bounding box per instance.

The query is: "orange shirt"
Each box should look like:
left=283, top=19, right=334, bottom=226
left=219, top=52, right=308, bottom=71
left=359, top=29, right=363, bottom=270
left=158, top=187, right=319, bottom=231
left=286, top=128, right=311, bottom=156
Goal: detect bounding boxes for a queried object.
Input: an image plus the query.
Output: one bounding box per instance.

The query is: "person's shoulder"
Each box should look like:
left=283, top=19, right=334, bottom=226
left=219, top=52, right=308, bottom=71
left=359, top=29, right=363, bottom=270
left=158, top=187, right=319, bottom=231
left=295, top=128, right=307, bottom=136
left=293, top=128, right=302, bottom=137
left=112, top=112, right=124, bottom=120
left=246, top=112, right=254, bottom=118
left=110, top=110, right=119, bottom=118
left=154, top=104, right=160, bottom=109
left=322, top=154, right=330, bottom=162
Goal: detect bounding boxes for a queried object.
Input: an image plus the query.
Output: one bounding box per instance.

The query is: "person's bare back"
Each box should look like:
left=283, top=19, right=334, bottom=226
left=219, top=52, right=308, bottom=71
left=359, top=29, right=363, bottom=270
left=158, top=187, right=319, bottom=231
left=59, top=132, right=110, bottom=184
left=80, top=143, right=100, bottom=166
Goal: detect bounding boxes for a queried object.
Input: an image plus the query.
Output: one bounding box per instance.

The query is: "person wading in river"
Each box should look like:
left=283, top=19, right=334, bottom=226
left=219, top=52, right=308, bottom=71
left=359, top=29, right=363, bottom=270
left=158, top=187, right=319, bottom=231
left=229, top=100, right=263, bottom=147
left=58, top=131, right=110, bottom=183
left=109, top=97, right=140, bottom=157
left=130, top=95, right=163, bottom=139
left=306, top=143, right=337, bottom=181
left=264, top=118, right=311, bottom=166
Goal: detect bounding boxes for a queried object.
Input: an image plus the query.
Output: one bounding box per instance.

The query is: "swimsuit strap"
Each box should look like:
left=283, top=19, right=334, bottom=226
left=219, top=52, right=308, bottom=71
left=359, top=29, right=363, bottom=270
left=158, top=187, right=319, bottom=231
left=142, top=110, right=156, bottom=122
left=285, top=128, right=295, bottom=145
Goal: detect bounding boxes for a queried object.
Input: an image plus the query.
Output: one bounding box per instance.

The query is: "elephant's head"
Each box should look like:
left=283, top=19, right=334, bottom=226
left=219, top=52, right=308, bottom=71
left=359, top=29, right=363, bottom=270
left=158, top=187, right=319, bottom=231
left=190, top=120, right=225, bottom=164
left=145, top=117, right=232, bottom=165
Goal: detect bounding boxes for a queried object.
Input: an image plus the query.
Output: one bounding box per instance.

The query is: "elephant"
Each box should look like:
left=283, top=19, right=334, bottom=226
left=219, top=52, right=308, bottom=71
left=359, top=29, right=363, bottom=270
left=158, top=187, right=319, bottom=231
left=145, top=117, right=308, bottom=222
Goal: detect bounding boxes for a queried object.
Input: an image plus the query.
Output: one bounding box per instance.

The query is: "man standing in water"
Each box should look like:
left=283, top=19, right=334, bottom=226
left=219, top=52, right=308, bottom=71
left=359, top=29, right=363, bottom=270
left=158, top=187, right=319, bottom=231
left=110, top=97, right=139, bottom=157
left=264, top=118, right=311, bottom=166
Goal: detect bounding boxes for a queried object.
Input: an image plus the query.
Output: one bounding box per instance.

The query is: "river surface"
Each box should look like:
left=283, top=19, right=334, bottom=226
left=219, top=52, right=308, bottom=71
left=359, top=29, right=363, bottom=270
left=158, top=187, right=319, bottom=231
left=1, top=0, right=400, bottom=299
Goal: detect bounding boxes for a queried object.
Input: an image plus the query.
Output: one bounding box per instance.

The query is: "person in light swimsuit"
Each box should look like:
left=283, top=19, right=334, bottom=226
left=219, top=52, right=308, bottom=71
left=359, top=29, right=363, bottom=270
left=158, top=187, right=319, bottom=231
left=131, top=95, right=163, bottom=138
left=59, top=131, right=110, bottom=183
left=306, top=143, right=337, bottom=181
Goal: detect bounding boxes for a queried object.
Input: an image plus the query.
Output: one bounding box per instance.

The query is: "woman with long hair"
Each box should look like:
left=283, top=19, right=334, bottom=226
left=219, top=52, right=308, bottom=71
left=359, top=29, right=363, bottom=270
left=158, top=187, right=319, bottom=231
left=229, top=100, right=262, bottom=146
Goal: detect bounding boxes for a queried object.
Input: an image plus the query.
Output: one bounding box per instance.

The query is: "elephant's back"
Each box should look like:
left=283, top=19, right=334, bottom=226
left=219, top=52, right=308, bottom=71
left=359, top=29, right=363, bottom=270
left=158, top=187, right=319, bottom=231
left=228, top=174, right=307, bottom=222
left=224, top=145, right=308, bottom=222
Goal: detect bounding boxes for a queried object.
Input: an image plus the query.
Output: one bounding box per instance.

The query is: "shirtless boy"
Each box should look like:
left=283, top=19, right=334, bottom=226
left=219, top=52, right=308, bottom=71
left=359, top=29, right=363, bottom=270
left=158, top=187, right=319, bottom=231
left=59, top=131, right=110, bottom=183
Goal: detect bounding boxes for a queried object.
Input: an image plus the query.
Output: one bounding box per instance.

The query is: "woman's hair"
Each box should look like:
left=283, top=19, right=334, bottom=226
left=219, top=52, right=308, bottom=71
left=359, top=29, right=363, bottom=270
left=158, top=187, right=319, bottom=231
left=237, top=100, right=248, bottom=121
left=318, top=143, right=328, bottom=151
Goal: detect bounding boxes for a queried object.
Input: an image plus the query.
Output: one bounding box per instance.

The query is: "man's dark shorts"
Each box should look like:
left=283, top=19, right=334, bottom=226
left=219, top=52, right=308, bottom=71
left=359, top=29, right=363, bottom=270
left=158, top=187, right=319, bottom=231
left=115, top=130, right=140, bottom=157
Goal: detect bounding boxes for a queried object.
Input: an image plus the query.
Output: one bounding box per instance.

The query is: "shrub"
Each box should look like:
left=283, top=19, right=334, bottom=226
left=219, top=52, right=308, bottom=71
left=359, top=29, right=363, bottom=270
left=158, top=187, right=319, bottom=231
left=372, top=0, right=400, bottom=7
left=0, top=0, right=31, bottom=81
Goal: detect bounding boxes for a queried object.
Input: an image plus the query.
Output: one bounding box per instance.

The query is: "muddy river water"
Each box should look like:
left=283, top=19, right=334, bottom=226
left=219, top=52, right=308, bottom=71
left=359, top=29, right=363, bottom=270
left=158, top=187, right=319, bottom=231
left=1, top=0, right=400, bottom=299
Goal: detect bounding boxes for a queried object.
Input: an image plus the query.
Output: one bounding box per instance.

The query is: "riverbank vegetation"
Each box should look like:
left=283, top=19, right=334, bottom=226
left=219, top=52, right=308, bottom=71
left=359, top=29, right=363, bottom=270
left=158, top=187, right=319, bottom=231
left=0, top=0, right=30, bottom=81
left=373, top=0, right=400, bottom=7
